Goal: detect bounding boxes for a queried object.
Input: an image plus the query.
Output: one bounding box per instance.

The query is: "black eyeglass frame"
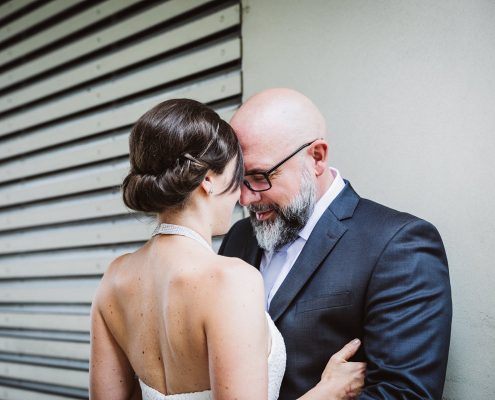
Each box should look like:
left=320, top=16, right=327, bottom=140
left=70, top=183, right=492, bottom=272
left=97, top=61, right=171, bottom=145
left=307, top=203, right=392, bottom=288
left=243, top=138, right=320, bottom=192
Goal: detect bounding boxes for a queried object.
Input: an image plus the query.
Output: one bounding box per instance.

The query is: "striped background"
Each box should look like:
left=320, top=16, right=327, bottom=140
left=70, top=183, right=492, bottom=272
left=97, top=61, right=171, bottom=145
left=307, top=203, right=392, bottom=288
left=0, top=0, right=242, bottom=398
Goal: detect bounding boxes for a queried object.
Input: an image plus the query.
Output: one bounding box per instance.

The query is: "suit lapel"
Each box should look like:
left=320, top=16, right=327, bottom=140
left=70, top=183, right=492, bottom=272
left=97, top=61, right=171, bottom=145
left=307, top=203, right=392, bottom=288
left=268, top=181, right=360, bottom=322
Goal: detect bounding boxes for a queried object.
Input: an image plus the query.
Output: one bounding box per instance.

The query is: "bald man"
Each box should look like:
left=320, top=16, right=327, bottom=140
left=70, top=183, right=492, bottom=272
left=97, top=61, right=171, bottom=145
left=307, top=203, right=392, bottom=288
left=219, top=88, right=452, bottom=399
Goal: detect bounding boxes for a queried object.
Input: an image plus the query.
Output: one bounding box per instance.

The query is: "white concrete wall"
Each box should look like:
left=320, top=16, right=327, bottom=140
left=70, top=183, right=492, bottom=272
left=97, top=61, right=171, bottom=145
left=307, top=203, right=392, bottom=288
left=241, top=0, right=495, bottom=398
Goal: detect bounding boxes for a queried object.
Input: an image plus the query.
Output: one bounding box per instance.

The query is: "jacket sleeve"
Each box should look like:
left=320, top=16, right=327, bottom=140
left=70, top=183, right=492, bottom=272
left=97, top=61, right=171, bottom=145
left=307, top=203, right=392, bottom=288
left=359, top=219, right=452, bottom=399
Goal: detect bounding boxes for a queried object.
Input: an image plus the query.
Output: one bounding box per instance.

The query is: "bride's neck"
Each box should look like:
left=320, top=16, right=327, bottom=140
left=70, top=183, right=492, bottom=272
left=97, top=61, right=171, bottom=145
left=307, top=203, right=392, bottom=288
left=157, top=203, right=213, bottom=245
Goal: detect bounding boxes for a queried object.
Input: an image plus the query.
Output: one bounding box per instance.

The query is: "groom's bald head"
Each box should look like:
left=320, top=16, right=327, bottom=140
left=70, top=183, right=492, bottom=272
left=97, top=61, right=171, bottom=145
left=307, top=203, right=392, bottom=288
left=230, top=88, right=327, bottom=159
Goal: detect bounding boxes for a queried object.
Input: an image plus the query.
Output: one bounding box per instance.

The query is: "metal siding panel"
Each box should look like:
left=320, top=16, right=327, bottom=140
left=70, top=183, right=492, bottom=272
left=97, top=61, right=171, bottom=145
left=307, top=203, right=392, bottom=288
left=0, top=0, right=80, bottom=44
left=0, top=0, right=40, bottom=20
left=0, top=278, right=99, bottom=303
left=0, top=4, right=240, bottom=112
left=0, top=39, right=240, bottom=136
left=0, top=72, right=241, bottom=160
left=0, top=218, right=152, bottom=254
left=0, top=0, right=211, bottom=91
left=0, top=0, right=142, bottom=67
left=0, top=0, right=242, bottom=395
left=0, top=386, right=78, bottom=400
left=0, top=245, right=139, bottom=278
left=0, top=362, right=87, bottom=388
left=0, top=132, right=129, bottom=183
left=0, top=312, right=89, bottom=331
left=0, top=337, right=89, bottom=360
left=0, top=191, right=127, bottom=231
left=0, top=160, right=129, bottom=207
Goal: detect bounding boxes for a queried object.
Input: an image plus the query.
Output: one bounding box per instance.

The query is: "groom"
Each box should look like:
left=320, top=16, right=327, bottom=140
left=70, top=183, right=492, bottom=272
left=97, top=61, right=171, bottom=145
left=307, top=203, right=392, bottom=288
left=219, top=88, right=452, bottom=399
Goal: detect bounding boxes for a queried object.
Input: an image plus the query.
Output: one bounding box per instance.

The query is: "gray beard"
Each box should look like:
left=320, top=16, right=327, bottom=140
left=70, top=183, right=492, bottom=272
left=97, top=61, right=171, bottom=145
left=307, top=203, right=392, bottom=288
left=248, top=168, right=317, bottom=252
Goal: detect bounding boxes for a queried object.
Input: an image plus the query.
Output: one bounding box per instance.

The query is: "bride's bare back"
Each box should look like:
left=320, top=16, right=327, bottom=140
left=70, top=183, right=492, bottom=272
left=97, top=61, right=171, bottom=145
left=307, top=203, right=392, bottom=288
left=90, top=234, right=269, bottom=399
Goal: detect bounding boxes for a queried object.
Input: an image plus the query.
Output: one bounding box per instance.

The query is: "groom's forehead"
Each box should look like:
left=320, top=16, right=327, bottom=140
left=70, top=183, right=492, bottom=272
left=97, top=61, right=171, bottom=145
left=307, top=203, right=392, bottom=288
left=240, top=133, right=293, bottom=163
left=242, top=147, right=285, bottom=174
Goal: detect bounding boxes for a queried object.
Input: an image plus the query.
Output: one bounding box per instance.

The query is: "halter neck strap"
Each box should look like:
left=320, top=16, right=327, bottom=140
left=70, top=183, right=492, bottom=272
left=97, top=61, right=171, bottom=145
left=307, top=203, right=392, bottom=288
left=152, top=223, right=213, bottom=252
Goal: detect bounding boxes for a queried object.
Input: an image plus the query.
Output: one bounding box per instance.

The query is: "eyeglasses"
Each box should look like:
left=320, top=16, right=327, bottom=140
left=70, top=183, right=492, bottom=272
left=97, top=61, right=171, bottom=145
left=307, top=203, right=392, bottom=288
left=243, top=139, right=319, bottom=192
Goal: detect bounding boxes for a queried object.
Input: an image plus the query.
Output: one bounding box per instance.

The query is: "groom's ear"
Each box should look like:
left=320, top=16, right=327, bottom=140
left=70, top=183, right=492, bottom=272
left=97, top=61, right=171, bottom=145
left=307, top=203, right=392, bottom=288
left=310, top=141, right=328, bottom=176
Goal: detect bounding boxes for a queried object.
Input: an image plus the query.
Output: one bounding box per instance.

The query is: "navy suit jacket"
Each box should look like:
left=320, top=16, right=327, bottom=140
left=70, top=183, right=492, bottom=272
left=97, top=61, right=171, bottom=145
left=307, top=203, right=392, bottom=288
left=219, top=182, right=452, bottom=399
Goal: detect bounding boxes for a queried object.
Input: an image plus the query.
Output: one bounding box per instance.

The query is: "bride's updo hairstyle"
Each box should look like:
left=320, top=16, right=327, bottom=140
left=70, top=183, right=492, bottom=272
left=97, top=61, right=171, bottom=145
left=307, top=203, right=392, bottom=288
left=122, top=99, right=244, bottom=213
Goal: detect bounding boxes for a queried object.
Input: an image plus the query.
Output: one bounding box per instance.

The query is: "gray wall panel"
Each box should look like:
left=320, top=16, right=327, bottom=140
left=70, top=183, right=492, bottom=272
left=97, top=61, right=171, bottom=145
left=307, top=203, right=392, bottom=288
left=0, top=0, right=242, bottom=397
left=240, top=0, right=495, bottom=398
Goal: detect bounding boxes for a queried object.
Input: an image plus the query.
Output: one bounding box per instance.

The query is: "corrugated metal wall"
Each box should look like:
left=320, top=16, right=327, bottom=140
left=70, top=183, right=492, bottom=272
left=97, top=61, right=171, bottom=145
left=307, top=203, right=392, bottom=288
left=0, top=0, right=242, bottom=398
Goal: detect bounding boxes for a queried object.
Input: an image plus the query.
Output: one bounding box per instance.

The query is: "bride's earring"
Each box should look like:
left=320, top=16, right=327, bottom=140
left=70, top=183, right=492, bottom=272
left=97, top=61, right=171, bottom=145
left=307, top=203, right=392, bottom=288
left=204, top=180, right=213, bottom=195
left=203, top=175, right=214, bottom=195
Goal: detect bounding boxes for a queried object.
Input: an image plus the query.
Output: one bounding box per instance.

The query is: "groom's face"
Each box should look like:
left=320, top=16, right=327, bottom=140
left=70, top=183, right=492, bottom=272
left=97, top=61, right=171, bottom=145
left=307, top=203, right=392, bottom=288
left=239, top=141, right=306, bottom=218
left=235, top=136, right=317, bottom=251
left=230, top=91, right=322, bottom=250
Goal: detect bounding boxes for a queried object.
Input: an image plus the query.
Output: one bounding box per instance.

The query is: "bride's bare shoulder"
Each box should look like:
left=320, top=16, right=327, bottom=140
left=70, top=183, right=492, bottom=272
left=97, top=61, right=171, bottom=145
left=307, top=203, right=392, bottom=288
left=93, top=252, right=135, bottom=303
left=97, top=252, right=133, bottom=284
left=207, top=254, right=262, bottom=286
left=196, top=255, right=264, bottom=309
left=193, top=255, right=265, bottom=334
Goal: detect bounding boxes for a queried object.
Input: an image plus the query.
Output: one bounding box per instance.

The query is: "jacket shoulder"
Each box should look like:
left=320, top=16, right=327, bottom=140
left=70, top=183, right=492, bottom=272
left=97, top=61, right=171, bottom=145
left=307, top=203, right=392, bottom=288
left=353, top=197, right=442, bottom=240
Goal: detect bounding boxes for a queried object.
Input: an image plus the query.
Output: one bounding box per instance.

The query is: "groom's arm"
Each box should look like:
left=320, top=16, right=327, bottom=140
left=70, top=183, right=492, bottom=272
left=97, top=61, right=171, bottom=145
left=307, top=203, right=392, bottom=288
left=359, top=219, right=452, bottom=399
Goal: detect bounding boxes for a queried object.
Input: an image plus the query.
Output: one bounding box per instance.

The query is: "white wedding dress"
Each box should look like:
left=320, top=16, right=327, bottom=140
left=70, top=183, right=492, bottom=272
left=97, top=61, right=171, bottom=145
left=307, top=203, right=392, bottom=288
left=139, top=224, right=287, bottom=400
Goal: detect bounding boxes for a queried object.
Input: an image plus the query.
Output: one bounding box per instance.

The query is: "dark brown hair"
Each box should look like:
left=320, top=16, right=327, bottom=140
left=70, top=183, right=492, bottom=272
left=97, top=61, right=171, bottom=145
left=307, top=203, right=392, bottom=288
left=122, top=99, right=243, bottom=213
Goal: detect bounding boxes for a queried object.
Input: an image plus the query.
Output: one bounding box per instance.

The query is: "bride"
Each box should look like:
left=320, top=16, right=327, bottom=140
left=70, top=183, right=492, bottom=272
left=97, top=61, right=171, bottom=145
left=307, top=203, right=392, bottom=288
left=89, top=99, right=365, bottom=400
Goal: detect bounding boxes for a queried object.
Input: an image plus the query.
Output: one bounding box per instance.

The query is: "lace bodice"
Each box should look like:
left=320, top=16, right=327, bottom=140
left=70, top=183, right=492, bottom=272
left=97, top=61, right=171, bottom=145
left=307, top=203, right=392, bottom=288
left=139, top=312, right=286, bottom=400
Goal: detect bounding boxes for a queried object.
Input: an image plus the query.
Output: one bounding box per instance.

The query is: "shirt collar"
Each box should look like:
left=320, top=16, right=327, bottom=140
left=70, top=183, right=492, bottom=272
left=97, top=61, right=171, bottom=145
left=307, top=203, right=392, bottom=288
left=298, top=167, right=345, bottom=241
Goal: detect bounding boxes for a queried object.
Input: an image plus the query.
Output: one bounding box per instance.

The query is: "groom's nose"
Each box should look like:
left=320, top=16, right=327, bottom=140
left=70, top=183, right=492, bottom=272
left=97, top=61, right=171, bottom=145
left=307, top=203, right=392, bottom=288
left=240, top=184, right=262, bottom=206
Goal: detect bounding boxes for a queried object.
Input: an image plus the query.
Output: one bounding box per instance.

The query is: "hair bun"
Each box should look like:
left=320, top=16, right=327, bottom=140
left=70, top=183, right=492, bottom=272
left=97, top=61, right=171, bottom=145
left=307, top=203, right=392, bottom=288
left=122, top=163, right=206, bottom=213
left=122, top=98, right=243, bottom=214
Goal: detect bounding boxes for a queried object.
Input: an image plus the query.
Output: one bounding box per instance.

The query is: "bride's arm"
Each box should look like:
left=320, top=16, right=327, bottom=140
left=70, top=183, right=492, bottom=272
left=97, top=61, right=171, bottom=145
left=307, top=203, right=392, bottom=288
left=203, top=261, right=269, bottom=400
left=298, top=340, right=366, bottom=400
left=89, top=270, right=141, bottom=400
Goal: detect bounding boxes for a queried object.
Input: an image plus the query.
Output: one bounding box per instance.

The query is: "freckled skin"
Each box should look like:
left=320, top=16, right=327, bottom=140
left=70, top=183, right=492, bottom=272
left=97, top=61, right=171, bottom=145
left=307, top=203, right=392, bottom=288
left=89, top=160, right=270, bottom=399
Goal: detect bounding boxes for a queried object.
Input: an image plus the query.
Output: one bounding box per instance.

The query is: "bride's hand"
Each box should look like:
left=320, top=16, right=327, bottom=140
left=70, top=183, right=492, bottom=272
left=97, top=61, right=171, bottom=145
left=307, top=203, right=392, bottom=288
left=318, top=339, right=366, bottom=399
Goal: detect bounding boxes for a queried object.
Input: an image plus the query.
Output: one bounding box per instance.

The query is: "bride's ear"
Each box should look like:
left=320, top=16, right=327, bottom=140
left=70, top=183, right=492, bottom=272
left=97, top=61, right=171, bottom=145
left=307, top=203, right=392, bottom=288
left=200, top=175, right=214, bottom=195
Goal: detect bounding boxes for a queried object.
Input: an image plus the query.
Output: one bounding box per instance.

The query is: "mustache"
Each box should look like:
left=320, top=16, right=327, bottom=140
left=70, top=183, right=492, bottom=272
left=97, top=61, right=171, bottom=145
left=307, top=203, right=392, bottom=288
left=248, top=203, right=279, bottom=213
